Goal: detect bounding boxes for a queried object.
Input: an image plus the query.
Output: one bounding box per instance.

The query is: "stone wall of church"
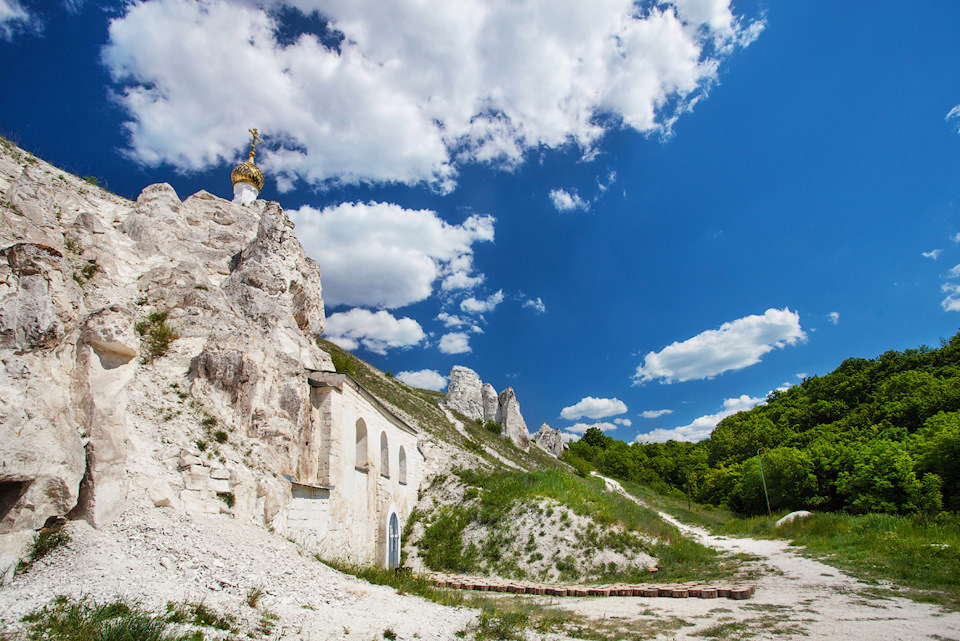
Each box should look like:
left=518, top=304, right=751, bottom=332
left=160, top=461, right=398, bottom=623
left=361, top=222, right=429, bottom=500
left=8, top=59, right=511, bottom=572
left=284, top=374, right=421, bottom=566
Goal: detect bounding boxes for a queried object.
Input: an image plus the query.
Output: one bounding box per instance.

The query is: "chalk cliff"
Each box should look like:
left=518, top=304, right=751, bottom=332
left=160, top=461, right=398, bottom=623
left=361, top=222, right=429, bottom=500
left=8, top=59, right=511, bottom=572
left=0, top=139, right=333, bottom=580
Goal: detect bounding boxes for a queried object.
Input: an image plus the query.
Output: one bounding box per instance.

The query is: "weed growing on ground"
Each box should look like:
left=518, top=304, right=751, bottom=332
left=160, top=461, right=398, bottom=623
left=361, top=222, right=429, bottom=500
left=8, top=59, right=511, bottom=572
left=246, top=586, right=264, bottom=608
left=18, top=596, right=229, bottom=641
left=17, top=528, right=69, bottom=574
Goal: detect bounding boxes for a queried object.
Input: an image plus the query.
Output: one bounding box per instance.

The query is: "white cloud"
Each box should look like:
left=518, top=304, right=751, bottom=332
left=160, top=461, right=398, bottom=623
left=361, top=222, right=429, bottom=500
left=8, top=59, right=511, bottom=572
left=560, top=396, right=628, bottom=420
left=522, top=297, right=546, bottom=313
left=633, top=308, right=805, bottom=384
left=396, top=369, right=448, bottom=391
left=566, top=421, right=618, bottom=435
left=614, top=418, right=632, bottom=427
left=549, top=188, right=589, bottom=213
left=0, top=0, right=33, bottom=38
left=288, top=202, right=493, bottom=309
left=923, top=249, right=943, bottom=260
left=635, top=394, right=763, bottom=443
left=437, top=312, right=468, bottom=328
left=952, top=233, right=960, bottom=243
left=796, top=372, right=808, bottom=380
left=324, top=308, right=425, bottom=354
left=439, top=332, right=471, bottom=354
left=949, top=264, right=960, bottom=278
left=640, top=409, right=673, bottom=419
left=102, top=0, right=760, bottom=190
left=460, top=290, right=504, bottom=314
left=598, top=170, right=617, bottom=192
left=942, top=283, right=960, bottom=312
left=948, top=105, right=960, bottom=134
left=827, top=311, right=840, bottom=325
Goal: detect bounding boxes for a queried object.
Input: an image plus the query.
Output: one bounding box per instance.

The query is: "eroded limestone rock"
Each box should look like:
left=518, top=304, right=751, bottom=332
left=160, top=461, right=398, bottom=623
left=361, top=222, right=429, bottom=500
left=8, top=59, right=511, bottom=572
left=444, top=366, right=483, bottom=420
left=533, top=424, right=567, bottom=457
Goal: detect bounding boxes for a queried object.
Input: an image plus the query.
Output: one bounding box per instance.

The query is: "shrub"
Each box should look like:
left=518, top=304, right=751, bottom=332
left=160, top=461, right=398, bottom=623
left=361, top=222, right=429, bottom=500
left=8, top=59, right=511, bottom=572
left=213, top=430, right=228, bottom=444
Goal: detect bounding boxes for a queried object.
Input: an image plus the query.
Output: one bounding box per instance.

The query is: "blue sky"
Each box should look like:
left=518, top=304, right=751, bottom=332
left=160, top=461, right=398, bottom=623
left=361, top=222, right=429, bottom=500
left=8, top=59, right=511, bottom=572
left=3, top=1, right=960, bottom=443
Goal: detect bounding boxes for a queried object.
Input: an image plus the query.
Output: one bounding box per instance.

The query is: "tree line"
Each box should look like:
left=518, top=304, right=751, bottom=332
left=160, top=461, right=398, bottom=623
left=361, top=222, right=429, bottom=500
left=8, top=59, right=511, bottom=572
left=563, top=332, right=960, bottom=516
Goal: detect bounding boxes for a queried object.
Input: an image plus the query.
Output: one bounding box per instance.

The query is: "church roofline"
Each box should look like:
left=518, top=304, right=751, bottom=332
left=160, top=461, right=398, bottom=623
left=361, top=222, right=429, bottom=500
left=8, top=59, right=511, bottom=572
left=306, top=370, right=420, bottom=436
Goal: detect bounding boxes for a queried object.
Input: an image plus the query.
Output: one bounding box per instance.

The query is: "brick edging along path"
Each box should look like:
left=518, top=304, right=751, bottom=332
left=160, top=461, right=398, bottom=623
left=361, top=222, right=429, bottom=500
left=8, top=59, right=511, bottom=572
left=428, top=575, right=754, bottom=600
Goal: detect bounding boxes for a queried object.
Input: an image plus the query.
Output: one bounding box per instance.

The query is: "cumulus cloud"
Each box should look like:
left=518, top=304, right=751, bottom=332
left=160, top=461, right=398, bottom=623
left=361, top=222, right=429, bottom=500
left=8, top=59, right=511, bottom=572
left=396, top=369, right=448, bottom=391
left=943, top=283, right=960, bottom=312
left=827, top=311, right=840, bottom=325
left=439, top=332, right=471, bottom=354
left=460, top=290, right=504, bottom=314
left=101, top=0, right=760, bottom=190
left=566, top=421, right=618, bottom=435
left=549, top=188, right=589, bottom=213
left=640, top=409, right=673, bottom=419
left=633, top=308, right=805, bottom=384
left=635, top=394, right=763, bottom=443
left=923, top=249, right=943, bottom=260
left=614, top=418, right=632, bottom=427
left=324, top=309, right=425, bottom=354
left=288, top=202, right=493, bottom=309
left=949, top=264, right=960, bottom=278
left=522, top=297, right=546, bottom=313
left=952, top=233, right=960, bottom=243
left=560, top=396, right=628, bottom=420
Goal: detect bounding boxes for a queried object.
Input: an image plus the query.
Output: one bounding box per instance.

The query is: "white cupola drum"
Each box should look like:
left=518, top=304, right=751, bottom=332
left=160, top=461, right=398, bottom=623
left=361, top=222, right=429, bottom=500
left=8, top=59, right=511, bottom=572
left=231, top=128, right=265, bottom=206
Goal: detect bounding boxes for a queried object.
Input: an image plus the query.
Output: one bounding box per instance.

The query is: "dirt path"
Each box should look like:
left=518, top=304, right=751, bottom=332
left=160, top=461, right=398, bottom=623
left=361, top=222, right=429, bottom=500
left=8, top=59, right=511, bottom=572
left=544, top=475, right=960, bottom=640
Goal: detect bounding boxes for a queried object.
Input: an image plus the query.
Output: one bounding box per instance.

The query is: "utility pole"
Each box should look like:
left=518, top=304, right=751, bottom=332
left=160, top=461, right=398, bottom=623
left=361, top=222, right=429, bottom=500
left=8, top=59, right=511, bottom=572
left=757, top=449, right=771, bottom=516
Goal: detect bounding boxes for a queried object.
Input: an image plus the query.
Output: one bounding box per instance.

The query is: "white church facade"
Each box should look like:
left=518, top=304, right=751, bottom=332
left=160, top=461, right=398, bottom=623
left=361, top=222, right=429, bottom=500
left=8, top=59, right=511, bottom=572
left=280, top=371, right=423, bottom=568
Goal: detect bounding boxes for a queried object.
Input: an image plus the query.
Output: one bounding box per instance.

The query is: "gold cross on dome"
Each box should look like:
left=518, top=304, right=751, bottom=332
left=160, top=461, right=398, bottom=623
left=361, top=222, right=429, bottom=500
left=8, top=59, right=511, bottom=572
left=248, top=128, right=262, bottom=160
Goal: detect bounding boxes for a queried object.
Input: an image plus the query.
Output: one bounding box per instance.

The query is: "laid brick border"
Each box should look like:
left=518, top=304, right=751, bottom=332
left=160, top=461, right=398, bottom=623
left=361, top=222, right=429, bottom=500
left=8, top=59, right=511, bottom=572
left=429, top=575, right=754, bottom=600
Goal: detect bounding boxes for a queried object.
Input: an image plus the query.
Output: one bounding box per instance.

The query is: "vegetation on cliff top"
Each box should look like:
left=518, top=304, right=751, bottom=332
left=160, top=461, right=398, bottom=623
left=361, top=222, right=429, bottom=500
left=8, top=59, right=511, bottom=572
left=565, top=331, right=960, bottom=517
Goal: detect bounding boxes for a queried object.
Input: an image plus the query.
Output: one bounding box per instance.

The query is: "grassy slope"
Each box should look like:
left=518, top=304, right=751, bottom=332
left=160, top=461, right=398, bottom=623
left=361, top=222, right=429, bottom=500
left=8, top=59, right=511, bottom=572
left=317, top=339, right=742, bottom=585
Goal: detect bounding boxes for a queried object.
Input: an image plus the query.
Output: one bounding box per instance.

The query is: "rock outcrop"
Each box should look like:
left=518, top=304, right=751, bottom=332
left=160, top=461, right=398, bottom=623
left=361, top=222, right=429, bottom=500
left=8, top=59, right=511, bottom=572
left=444, top=366, right=530, bottom=451
left=496, top=387, right=530, bottom=451
left=481, top=383, right=499, bottom=423
left=0, top=140, right=333, bottom=580
left=444, top=366, right=484, bottom=420
left=533, top=424, right=567, bottom=457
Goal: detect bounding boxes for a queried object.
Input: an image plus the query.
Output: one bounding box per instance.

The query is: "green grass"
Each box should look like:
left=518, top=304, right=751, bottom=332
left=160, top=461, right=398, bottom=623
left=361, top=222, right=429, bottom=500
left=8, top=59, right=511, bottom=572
left=135, top=310, right=179, bottom=363
left=322, top=559, right=465, bottom=607
left=716, top=510, right=960, bottom=609
left=17, top=528, right=70, bottom=574
left=18, top=596, right=213, bottom=641
left=316, top=338, right=568, bottom=474
left=417, top=468, right=734, bottom=583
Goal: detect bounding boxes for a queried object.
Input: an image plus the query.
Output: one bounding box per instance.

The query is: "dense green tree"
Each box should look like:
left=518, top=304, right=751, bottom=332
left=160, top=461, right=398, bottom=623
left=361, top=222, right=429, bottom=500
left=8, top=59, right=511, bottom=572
left=837, top=440, right=920, bottom=514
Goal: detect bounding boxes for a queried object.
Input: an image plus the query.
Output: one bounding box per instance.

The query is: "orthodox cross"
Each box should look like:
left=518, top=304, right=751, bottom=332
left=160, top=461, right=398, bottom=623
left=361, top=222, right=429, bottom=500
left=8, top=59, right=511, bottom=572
left=248, top=128, right=262, bottom=161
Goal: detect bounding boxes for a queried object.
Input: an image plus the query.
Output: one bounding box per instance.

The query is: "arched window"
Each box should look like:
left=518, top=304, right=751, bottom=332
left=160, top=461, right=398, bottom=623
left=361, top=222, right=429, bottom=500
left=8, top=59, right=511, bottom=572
left=355, top=419, right=368, bottom=470
left=398, top=446, right=407, bottom=485
left=380, top=432, right=390, bottom=477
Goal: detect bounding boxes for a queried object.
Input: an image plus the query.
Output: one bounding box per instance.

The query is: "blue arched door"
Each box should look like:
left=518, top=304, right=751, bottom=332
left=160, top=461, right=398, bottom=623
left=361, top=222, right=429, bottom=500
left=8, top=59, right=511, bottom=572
left=388, top=512, right=400, bottom=570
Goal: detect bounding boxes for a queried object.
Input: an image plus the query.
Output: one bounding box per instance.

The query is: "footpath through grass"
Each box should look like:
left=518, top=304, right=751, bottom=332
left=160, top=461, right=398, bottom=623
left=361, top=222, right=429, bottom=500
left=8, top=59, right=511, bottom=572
left=717, top=510, right=960, bottom=610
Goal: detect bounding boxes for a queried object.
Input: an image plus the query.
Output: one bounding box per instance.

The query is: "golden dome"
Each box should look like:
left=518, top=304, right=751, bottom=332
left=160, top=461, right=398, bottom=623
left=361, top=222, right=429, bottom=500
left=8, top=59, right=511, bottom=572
left=231, top=128, right=265, bottom=192
left=231, top=159, right=264, bottom=192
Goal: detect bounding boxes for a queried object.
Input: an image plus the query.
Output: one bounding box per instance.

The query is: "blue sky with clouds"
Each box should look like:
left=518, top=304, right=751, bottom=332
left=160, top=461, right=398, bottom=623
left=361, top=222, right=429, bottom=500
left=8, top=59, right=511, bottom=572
left=3, top=1, right=960, bottom=444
